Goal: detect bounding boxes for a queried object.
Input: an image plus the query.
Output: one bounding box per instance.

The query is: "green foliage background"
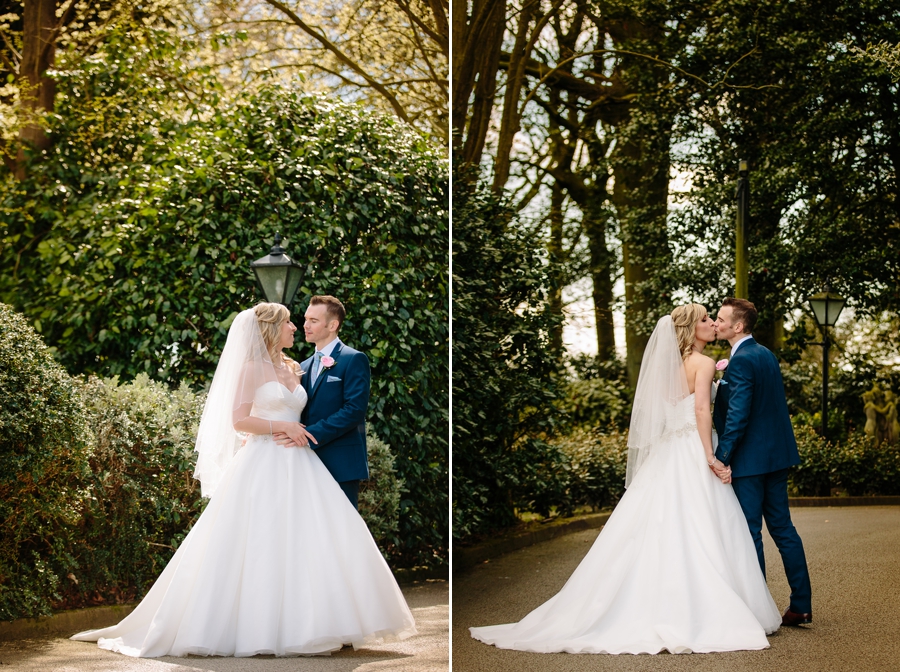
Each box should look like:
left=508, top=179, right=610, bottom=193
left=453, top=0, right=900, bottom=540
left=0, top=28, right=447, bottom=570
left=0, top=304, right=406, bottom=620
left=452, top=172, right=569, bottom=539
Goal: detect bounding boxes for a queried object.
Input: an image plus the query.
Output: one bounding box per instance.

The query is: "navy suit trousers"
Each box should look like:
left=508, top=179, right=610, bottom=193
left=731, top=468, right=812, bottom=614
left=339, top=480, right=360, bottom=510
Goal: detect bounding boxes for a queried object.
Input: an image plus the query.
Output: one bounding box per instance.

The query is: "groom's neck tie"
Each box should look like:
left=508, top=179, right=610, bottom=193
left=311, top=351, right=323, bottom=386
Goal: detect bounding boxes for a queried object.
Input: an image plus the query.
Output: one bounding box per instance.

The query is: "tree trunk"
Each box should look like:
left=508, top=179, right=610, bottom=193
left=452, top=0, right=506, bottom=166
left=17, top=0, right=57, bottom=177
left=548, top=181, right=565, bottom=357
left=612, top=125, right=671, bottom=387
left=603, top=16, right=673, bottom=388
left=583, top=200, right=616, bottom=361
left=491, top=0, right=537, bottom=192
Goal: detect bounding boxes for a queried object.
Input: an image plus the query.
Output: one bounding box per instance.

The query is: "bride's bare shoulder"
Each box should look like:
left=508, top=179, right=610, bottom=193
left=686, top=351, right=715, bottom=369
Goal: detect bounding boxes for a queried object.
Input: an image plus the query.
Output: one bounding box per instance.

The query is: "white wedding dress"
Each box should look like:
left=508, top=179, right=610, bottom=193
left=470, top=385, right=781, bottom=654
left=72, top=381, right=416, bottom=657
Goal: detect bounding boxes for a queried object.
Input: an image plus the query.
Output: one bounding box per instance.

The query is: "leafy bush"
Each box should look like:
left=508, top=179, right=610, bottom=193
left=0, top=28, right=447, bottom=569
left=557, top=378, right=632, bottom=430
left=452, top=170, right=564, bottom=540
left=553, top=427, right=628, bottom=511
left=789, top=424, right=900, bottom=497
left=61, top=374, right=207, bottom=611
left=0, top=304, right=92, bottom=620
left=358, top=432, right=402, bottom=557
left=0, top=305, right=406, bottom=619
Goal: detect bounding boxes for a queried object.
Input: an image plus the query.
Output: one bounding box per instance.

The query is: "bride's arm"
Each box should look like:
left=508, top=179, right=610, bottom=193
left=693, top=357, right=717, bottom=464
left=229, top=368, right=317, bottom=446
left=232, top=408, right=318, bottom=447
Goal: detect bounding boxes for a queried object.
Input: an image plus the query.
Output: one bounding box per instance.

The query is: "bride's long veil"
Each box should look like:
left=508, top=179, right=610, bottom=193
left=625, top=315, right=690, bottom=488
left=193, top=308, right=282, bottom=498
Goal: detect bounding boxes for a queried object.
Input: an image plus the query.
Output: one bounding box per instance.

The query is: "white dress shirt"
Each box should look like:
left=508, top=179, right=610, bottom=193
left=730, top=335, right=754, bottom=357
left=312, top=337, right=341, bottom=380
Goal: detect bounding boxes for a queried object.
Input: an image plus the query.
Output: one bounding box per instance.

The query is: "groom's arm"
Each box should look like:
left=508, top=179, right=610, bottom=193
left=305, top=352, right=370, bottom=449
left=715, top=356, right=754, bottom=466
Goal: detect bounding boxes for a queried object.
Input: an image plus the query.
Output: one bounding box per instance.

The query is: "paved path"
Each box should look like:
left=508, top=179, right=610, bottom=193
left=453, top=506, right=900, bottom=672
left=0, top=581, right=447, bottom=672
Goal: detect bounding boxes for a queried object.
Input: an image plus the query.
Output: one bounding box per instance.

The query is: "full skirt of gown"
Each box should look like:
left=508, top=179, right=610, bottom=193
left=71, top=408, right=417, bottom=657
left=469, top=396, right=781, bottom=654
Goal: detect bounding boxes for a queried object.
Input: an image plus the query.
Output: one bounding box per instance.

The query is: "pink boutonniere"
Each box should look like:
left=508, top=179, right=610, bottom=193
left=321, top=355, right=336, bottom=370
left=715, top=359, right=729, bottom=371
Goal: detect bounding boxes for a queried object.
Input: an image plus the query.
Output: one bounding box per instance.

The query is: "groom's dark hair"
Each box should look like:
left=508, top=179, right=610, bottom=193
left=723, top=297, right=757, bottom=333
left=310, top=295, right=346, bottom=330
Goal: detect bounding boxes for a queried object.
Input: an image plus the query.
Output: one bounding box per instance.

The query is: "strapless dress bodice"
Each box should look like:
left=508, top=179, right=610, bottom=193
left=663, top=382, right=717, bottom=440
left=250, top=381, right=307, bottom=422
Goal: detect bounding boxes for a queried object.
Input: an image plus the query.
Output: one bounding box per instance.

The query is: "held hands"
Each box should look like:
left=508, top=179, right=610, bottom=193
left=274, top=422, right=318, bottom=449
left=708, top=457, right=732, bottom=484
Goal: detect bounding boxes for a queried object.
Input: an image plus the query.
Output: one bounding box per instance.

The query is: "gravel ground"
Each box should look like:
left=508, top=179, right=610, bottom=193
left=0, top=580, right=448, bottom=672
left=453, top=506, right=900, bottom=672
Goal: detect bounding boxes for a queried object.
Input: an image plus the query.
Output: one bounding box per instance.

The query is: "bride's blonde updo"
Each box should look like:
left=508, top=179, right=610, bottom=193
left=670, top=303, right=708, bottom=361
left=253, top=302, right=301, bottom=376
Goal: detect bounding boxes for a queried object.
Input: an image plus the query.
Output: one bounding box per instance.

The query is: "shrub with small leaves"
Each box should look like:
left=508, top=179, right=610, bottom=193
left=0, top=303, right=92, bottom=620
left=789, top=423, right=900, bottom=497
left=552, top=427, right=628, bottom=511
left=557, top=378, right=632, bottom=430
left=359, top=431, right=402, bottom=557
left=60, top=374, right=207, bottom=610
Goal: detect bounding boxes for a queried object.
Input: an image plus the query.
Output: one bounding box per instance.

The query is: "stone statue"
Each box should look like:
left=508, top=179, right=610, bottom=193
left=863, top=384, right=899, bottom=445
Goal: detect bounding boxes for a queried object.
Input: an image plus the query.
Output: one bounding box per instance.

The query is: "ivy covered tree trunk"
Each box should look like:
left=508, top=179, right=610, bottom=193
left=609, top=104, right=673, bottom=387
left=16, top=0, right=58, bottom=176
left=548, top=180, right=565, bottom=357
left=583, top=196, right=617, bottom=361
left=605, top=15, right=674, bottom=388
left=613, top=127, right=671, bottom=388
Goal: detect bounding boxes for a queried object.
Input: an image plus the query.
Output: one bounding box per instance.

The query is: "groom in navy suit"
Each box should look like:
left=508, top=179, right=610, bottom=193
left=712, top=297, right=813, bottom=627
left=297, top=295, right=370, bottom=509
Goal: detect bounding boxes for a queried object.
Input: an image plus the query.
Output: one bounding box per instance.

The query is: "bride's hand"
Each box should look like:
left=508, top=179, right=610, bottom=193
left=709, top=459, right=732, bottom=484
left=716, top=465, right=732, bottom=484
left=274, top=423, right=317, bottom=448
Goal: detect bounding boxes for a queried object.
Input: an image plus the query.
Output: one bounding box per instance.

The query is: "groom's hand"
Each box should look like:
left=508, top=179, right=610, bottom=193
left=273, top=432, right=297, bottom=448
left=710, top=459, right=732, bottom=484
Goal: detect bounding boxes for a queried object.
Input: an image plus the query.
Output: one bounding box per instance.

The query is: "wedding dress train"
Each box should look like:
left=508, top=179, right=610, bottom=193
left=72, top=381, right=416, bottom=657
left=470, top=389, right=781, bottom=654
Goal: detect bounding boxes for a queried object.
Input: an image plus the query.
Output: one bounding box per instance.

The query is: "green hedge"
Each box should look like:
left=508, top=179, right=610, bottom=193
left=451, top=171, right=564, bottom=539
left=0, top=305, right=93, bottom=620
left=0, top=304, right=403, bottom=620
left=790, top=424, right=900, bottom=497
left=553, top=427, right=629, bottom=511
left=545, top=423, right=900, bottom=522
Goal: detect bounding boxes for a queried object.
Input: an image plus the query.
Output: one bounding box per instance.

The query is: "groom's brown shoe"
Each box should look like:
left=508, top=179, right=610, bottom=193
left=782, top=608, right=812, bottom=626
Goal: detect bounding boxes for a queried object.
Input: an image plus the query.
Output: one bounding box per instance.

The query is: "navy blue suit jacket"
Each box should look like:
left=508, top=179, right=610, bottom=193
left=713, top=338, right=799, bottom=477
left=300, top=341, right=370, bottom=483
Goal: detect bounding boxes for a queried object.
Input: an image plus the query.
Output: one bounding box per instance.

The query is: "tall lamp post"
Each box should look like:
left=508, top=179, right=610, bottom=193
left=250, top=233, right=303, bottom=308
left=807, top=288, right=846, bottom=441
left=735, top=159, right=749, bottom=299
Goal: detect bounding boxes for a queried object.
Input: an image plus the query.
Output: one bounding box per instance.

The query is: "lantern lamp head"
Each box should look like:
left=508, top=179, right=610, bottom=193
left=808, top=288, right=846, bottom=328
left=250, top=233, right=303, bottom=308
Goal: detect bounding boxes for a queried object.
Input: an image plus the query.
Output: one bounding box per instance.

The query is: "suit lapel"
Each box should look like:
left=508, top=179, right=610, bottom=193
left=308, top=342, right=343, bottom=402
left=301, top=354, right=315, bottom=395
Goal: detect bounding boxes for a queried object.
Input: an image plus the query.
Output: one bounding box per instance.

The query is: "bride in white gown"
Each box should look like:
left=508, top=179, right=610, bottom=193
left=470, top=304, right=781, bottom=654
left=72, top=303, right=416, bottom=657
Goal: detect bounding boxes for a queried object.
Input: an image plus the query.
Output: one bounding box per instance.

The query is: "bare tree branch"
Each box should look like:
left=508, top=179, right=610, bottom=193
left=262, top=0, right=411, bottom=123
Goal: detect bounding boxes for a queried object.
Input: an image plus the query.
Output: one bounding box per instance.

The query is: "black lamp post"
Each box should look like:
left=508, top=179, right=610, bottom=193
left=250, top=233, right=303, bottom=308
left=807, top=288, right=846, bottom=441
